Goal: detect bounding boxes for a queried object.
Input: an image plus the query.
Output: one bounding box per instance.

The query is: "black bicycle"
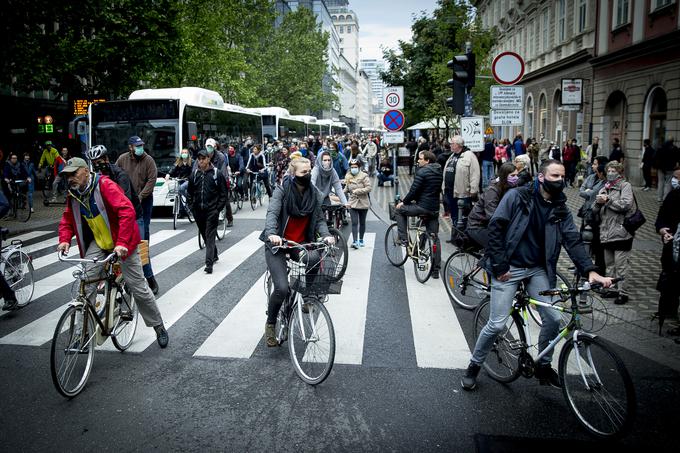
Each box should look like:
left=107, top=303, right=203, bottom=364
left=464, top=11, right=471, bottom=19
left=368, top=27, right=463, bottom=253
left=8, top=180, right=31, bottom=222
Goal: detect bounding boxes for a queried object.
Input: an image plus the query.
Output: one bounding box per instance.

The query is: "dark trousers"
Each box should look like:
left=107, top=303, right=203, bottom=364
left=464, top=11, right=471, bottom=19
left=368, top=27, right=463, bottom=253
left=195, top=210, right=219, bottom=266
left=445, top=190, right=471, bottom=233
left=250, top=172, right=272, bottom=197
left=350, top=208, right=368, bottom=242
left=265, top=246, right=320, bottom=324
left=658, top=243, right=680, bottom=319
left=395, top=204, right=441, bottom=271
left=565, top=161, right=577, bottom=185
left=643, top=164, right=653, bottom=188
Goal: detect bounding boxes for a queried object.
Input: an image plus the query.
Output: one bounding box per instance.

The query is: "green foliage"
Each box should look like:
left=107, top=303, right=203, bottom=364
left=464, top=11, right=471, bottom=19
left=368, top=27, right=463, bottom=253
left=381, top=0, right=496, bottom=133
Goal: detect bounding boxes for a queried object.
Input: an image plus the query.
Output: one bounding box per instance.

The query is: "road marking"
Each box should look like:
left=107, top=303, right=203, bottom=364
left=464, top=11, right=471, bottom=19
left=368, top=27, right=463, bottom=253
left=0, top=232, right=200, bottom=344
left=326, top=233, right=376, bottom=364
left=22, top=236, right=60, bottom=255
left=7, top=231, right=52, bottom=243
left=110, top=230, right=260, bottom=353
left=403, top=250, right=470, bottom=369
left=193, top=273, right=267, bottom=359
left=150, top=219, right=191, bottom=224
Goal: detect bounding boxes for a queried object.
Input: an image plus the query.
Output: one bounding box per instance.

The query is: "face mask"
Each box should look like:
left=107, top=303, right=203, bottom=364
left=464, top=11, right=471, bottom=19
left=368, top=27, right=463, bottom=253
left=94, top=162, right=110, bottom=175
left=295, top=173, right=311, bottom=187
left=606, top=173, right=619, bottom=181
left=350, top=168, right=359, bottom=176
left=322, top=161, right=331, bottom=170
left=180, top=153, right=188, bottom=159
left=299, top=147, right=307, bottom=156
left=206, top=145, right=214, bottom=154
left=134, top=146, right=144, bottom=156
left=506, top=175, right=519, bottom=187
left=671, top=177, right=679, bottom=190
left=541, top=178, right=565, bottom=196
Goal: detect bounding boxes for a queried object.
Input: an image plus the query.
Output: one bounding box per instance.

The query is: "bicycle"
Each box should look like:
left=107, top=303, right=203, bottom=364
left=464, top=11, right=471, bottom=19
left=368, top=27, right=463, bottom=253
left=50, top=252, right=139, bottom=398
left=472, top=276, right=635, bottom=439
left=264, top=240, right=341, bottom=385
left=322, top=203, right=346, bottom=231
left=42, top=171, right=68, bottom=206
left=0, top=228, right=35, bottom=309
left=7, top=180, right=31, bottom=222
left=168, top=178, right=194, bottom=230
left=197, top=203, right=229, bottom=250
left=248, top=170, right=266, bottom=210
left=227, top=174, right=244, bottom=213
left=384, top=215, right=436, bottom=283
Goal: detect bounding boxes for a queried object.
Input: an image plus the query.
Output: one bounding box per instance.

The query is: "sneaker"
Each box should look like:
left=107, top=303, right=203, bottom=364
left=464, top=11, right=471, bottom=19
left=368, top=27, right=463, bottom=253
left=265, top=323, right=277, bottom=347
left=204, top=265, right=213, bottom=274
left=614, top=294, right=628, bottom=305
left=461, top=362, right=481, bottom=390
left=359, top=240, right=365, bottom=247
left=351, top=241, right=359, bottom=249
left=535, top=363, right=561, bottom=388
left=227, top=220, right=233, bottom=227
left=30, top=208, right=35, bottom=213
left=431, top=269, right=440, bottom=279
left=154, top=325, right=169, bottom=348
left=1, top=297, right=18, bottom=311
left=219, top=211, right=225, bottom=221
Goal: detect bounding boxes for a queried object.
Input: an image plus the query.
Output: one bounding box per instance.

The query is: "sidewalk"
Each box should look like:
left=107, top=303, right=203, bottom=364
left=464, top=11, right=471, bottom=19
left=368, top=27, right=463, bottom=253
left=1, top=191, right=64, bottom=235
left=369, top=165, right=680, bottom=372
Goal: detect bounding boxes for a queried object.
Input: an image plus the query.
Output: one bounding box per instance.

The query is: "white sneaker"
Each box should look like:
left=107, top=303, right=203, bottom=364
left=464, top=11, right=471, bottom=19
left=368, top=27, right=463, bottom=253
left=30, top=208, right=35, bottom=213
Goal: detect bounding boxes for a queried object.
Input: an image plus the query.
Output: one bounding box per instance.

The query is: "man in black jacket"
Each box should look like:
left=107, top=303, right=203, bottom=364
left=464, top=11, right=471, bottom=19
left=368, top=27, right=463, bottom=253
left=1, top=191, right=18, bottom=310
left=188, top=149, right=228, bottom=274
left=395, top=150, right=443, bottom=276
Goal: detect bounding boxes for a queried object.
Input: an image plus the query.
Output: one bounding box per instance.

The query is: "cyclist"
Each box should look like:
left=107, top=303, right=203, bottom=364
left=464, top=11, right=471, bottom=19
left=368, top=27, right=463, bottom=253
left=260, top=157, right=334, bottom=347
left=56, top=157, right=169, bottom=348
left=22, top=152, right=37, bottom=213
left=461, top=159, right=613, bottom=391
left=311, top=150, right=348, bottom=206
left=442, top=135, right=480, bottom=235
left=226, top=145, right=245, bottom=204
left=3, top=153, right=30, bottom=206
left=165, top=148, right=193, bottom=218
left=394, top=150, right=443, bottom=277
left=88, top=145, right=142, bottom=220
left=38, top=140, right=59, bottom=183
left=246, top=145, right=273, bottom=198
left=187, top=149, right=228, bottom=274
left=1, top=191, right=18, bottom=310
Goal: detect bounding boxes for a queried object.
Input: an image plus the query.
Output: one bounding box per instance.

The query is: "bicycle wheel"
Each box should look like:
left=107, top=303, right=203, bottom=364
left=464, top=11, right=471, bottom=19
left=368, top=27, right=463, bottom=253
left=413, top=233, right=433, bottom=283
left=327, top=227, right=348, bottom=280
left=559, top=335, right=636, bottom=439
left=184, top=197, right=194, bottom=223
left=236, top=192, right=243, bottom=210
left=528, top=271, right=572, bottom=327
left=16, top=193, right=31, bottom=222
left=216, top=206, right=227, bottom=240
left=4, top=251, right=34, bottom=308
left=50, top=304, right=97, bottom=397
left=258, top=182, right=264, bottom=206
left=289, top=299, right=335, bottom=385
left=230, top=188, right=240, bottom=213
left=443, top=251, right=488, bottom=310
left=384, top=223, right=408, bottom=267
left=250, top=182, right=257, bottom=210
left=111, top=285, right=139, bottom=352
left=172, top=195, right=180, bottom=230
left=473, top=298, right=524, bottom=383
left=198, top=231, right=205, bottom=249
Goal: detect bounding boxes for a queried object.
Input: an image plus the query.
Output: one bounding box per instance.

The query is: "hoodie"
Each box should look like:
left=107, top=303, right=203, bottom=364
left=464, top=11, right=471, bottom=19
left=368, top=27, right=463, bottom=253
left=311, top=150, right=348, bottom=205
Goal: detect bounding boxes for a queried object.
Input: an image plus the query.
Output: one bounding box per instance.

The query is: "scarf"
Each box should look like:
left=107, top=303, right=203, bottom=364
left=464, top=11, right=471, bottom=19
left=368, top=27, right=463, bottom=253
left=604, top=177, right=622, bottom=190
left=285, top=178, right=317, bottom=218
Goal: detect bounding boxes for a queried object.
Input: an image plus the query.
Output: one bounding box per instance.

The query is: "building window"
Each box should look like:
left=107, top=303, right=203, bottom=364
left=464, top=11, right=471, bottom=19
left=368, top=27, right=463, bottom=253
left=542, top=10, right=549, bottom=52
left=577, top=0, right=587, bottom=33
left=347, top=14, right=352, bottom=20
left=651, top=0, right=674, bottom=11
left=339, top=25, right=344, bottom=33
left=613, top=0, right=630, bottom=29
left=347, top=25, right=351, bottom=33
left=557, top=0, right=566, bottom=43
left=526, top=96, right=534, bottom=139
left=539, top=94, right=547, bottom=137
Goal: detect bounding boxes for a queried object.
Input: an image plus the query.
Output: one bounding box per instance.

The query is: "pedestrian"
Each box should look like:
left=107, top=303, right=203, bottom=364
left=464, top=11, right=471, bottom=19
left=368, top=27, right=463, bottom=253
left=641, top=139, right=655, bottom=191
left=481, top=138, right=496, bottom=188
left=377, top=153, right=395, bottom=187
left=405, top=138, right=418, bottom=176
left=562, top=138, right=578, bottom=187
left=115, top=135, right=160, bottom=295
left=654, top=166, right=680, bottom=335
left=654, top=136, right=680, bottom=202
left=22, top=152, right=37, bottom=213
left=362, top=138, right=378, bottom=176
left=512, top=133, right=525, bottom=156
left=345, top=159, right=371, bottom=249
left=578, top=156, right=609, bottom=276
left=608, top=137, right=625, bottom=165
left=591, top=161, right=635, bottom=305
left=187, top=149, right=228, bottom=274
left=528, top=138, right=539, bottom=175
left=513, top=154, right=532, bottom=187
left=494, top=138, right=507, bottom=172
left=442, top=135, right=480, bottom=234
left=585, top=137, right=600, bottom=175
left=549, top=141, right=561, bottom=161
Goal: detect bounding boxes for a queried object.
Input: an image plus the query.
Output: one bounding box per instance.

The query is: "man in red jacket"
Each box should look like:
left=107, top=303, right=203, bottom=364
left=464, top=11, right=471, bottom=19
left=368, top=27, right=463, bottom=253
left=56, top=157, right=168, bottom=348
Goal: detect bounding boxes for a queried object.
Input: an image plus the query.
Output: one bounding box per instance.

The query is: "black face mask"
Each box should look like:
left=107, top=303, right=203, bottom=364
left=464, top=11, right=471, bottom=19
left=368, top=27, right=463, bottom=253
left=295, top=173, right=311, bottom=187
left=541, top=178, right=565, bottom=196
left=94, top=162, right=110, bottom=175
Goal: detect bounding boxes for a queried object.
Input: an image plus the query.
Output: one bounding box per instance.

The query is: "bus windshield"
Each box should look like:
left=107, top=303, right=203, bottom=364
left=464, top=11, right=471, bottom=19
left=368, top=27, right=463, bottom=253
left=91, top=100, right=180, bottom=174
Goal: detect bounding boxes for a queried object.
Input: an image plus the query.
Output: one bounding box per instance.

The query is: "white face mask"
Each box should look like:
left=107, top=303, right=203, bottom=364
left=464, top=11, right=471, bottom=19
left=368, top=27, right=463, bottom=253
left=322, top=161, right=332, bottom=170
left=350, top=168, right=359, bottom=176
left=672, top=177, right=680, bottom=190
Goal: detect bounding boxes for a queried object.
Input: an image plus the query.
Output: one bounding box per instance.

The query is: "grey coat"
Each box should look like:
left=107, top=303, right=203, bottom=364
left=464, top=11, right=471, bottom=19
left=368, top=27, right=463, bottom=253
left=591, top=179, right=635, bottom=243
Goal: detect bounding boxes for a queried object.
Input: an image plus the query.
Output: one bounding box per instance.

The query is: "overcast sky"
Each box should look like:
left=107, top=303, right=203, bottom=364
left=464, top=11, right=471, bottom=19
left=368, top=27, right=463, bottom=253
left=349, top=0, right=440, bottom=61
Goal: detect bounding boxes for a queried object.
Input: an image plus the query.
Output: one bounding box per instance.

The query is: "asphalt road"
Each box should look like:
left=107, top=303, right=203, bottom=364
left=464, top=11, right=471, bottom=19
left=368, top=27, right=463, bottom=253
left=0, top=205, right=678, bottom=452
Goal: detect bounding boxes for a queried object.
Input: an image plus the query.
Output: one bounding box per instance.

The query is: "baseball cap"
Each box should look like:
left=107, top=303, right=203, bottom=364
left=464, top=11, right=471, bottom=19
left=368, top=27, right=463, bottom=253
left=128, top=136, right=144, bottom=146
left=60, top=157, right=89, bottom=175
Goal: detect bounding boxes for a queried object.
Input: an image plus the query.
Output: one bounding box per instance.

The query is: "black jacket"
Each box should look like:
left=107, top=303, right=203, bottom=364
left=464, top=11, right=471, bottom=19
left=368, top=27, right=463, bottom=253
left=107, top=164, right=142, bottom=220
left=402, top=162, right=442, bottom=213
left=169, top=163, right=192, bottom=179
left=187, top=166, right=227, bottom=214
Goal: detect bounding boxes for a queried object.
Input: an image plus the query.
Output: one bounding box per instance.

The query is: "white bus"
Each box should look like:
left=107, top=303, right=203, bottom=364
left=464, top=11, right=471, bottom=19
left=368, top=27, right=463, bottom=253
left=247, top=107, right=306, bottom=142
left=316, top=119, right=349, bottom=137
left=291, top=114, right=321, bottom=137
left=88, top=87, right=263, bottom=207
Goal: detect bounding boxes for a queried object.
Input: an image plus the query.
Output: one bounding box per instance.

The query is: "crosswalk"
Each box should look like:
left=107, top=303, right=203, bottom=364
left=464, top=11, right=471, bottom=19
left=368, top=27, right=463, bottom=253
left=0, top=223, right=475, bottom=370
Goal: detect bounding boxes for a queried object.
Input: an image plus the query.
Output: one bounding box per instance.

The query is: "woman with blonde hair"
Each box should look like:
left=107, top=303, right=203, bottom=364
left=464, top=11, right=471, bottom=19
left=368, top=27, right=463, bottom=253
left=166, top=148, right=193, bottom=213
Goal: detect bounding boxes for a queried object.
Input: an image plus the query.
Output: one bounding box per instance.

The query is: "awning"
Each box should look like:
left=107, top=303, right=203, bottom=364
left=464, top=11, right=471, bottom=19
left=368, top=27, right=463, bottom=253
left=406, top=117, right=450, bottom=130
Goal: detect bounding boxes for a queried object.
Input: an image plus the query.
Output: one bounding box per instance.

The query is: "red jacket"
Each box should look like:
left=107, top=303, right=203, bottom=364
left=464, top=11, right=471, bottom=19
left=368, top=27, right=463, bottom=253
left=58, top=174, right=140, bottom=258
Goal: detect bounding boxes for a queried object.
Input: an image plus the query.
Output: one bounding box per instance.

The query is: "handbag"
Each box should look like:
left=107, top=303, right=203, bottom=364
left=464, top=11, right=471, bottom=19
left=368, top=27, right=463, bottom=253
left=622, top=193, right=646, bottom=235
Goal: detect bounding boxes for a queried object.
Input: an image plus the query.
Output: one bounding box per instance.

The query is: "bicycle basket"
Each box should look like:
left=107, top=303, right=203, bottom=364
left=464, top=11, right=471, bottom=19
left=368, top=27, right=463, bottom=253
left=289, top=251, right=343, bottom=297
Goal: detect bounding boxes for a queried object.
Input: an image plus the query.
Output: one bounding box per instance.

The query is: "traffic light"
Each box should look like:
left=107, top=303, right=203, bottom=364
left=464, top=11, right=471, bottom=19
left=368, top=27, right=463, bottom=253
left=446, top=51, right=476, bottom=115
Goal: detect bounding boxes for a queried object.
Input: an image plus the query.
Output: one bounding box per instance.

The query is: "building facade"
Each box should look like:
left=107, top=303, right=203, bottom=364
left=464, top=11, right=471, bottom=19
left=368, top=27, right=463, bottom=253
left=360, top=58, right=388, bottom=110
left=330, top=1, right=361, bottom=132
left=356, top=70, right=372, bottom=131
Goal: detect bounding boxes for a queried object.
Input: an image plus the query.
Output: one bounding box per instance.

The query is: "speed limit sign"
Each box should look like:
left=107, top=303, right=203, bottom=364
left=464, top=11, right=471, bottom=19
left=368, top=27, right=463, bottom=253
left=384, top=86, right=404, bottom=109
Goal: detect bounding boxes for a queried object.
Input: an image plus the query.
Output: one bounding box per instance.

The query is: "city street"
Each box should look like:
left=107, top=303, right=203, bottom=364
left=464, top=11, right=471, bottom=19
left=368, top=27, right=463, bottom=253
left=1, top=172, right=679, bottom=452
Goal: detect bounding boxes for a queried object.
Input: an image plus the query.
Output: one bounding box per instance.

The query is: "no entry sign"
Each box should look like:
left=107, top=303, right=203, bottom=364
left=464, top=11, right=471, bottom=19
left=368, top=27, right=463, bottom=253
left=492, top=52, right=525, bottom=85
left=383, top=109, right=405, bottom=131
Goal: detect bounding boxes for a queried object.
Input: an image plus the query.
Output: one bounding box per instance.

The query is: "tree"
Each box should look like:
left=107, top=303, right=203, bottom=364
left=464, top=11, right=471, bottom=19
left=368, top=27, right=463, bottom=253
left=381, top=0, right=496, bottom=137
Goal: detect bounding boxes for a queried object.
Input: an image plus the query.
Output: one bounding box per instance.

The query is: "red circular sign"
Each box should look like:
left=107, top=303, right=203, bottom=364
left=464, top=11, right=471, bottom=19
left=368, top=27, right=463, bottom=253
left=383, top=110, right=405, bottom=131
left=492, top=52, right=525, bottom=85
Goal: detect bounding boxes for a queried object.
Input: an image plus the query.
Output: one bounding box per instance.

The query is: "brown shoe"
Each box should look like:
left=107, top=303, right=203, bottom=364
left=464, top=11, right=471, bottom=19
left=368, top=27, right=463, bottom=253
left=265, top=323, right=277, bottom=347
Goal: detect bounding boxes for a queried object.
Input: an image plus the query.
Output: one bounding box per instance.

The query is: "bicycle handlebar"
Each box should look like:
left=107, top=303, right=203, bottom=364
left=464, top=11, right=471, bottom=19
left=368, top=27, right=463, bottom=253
left=538, top=277, right=624, bottom=296
left=268, top=238, right=332, bottom=252
left=58, top=251, right=118, bottom=265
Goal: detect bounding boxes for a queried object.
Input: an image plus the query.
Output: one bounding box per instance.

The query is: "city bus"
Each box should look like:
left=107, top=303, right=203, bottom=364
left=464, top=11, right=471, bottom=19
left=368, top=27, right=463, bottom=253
left=316, top=119, right=349, bottom=137
left=88, top=87, right=263, bottom=206
left=291, top=114, right=321, bottom=137
left=247, top=107, right=306, bottom=142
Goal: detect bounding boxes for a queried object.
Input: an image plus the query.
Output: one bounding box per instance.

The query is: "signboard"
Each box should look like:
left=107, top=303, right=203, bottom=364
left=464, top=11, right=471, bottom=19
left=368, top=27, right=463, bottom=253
left=491, top=52, right=525, bottom=85
left=72, top=98, right=106, bottom=116
left=383, top=109, right=405, bottom=131
left=490, top=109, right=524, bottom=126
left=384, top=86, right=404, bottom=110
left=561, top=79, right=582, bottom=105
left=383, top=131, right=404, bottom=144
left=485, top=126, right=494, bottom=135
left=460, top=116, right=484, bottom=151
left=490, top=85, right=524, bottom=109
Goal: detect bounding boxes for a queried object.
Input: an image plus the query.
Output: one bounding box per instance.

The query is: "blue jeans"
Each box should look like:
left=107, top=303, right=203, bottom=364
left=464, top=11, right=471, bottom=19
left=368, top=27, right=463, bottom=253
left=377, top=173, right=394, bottom=186
left=481, top=160, right=495, bottom=188
left=138, top=196, right=154, bottom=279
left=470, top=266, right=562, bottom=366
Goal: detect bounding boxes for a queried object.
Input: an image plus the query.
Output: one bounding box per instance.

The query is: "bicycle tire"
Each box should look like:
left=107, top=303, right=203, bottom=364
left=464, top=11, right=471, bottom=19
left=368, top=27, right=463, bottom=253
left=413, top=233, right=433, bottom=283
left=250, top=182, right=257, bottom=210
left=559, top=335, right=636, bottom=439
left=173, top=195, right=180, bottom=230
left=384, top=223, right=408, bottom=267
left=216, top=206, right=227, bottom=240
left=4, top=251, right=34, bottom=308
left=528, top=271, right=572, bottom=328
left=16, top=193, right=31, bottom=222
left=327, top=227, right=348, bottom=280
left=443, top=251, right=487, bottom=310
left=236, top=193, right=243, bottom=210
left=198, top=231, right=205, bottom=249
left=258, top=182, right=264, bottom=206
left=185, top=197, right=194, bottom=223
left=50, top=304, right=96, bottom=398
left=289, top=299, right=335, bottom=385
left=473, top=298, right=524, bottom=383
left=111, top=285, right=139, bottom=351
